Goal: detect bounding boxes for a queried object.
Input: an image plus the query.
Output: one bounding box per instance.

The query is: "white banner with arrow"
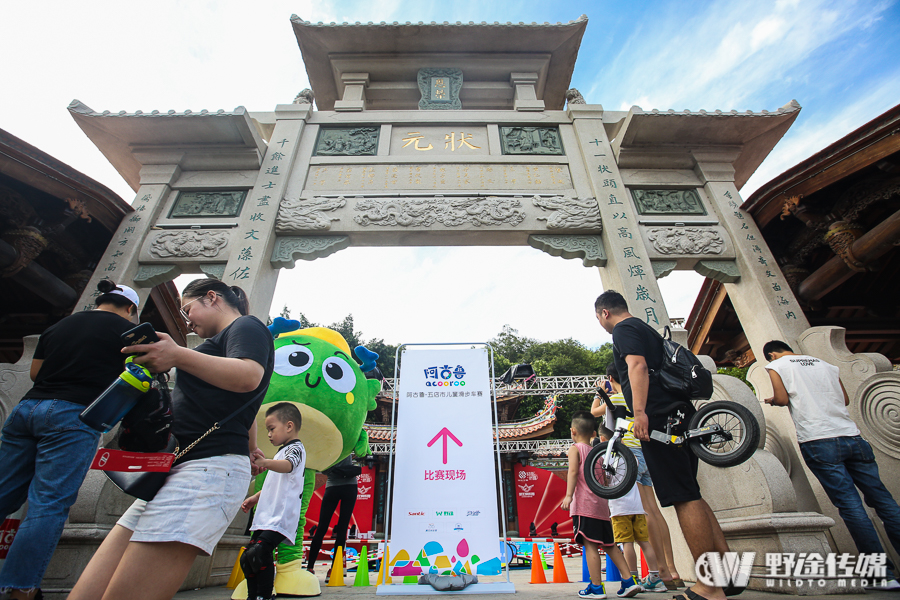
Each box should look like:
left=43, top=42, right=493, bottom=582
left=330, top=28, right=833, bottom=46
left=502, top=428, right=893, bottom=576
left=387, top=347, right=503, bottom=579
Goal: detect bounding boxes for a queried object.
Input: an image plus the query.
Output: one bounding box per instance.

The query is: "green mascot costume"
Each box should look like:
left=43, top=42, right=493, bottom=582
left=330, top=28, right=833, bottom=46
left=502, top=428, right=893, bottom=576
left=233, top=318, right=381, bottom=597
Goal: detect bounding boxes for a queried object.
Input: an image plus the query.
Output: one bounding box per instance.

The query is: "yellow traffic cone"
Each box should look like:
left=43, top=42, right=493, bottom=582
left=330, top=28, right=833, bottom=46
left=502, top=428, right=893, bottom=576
left=376, top=545, right=392, bottom=585
left=227, top=547, right=246, bottom=589
left=327, top=546, right=346, bottom=587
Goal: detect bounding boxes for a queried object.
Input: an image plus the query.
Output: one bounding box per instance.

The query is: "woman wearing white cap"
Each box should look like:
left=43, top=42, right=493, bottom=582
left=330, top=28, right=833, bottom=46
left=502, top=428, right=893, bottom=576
left=0, top=278, right=139, bottom=600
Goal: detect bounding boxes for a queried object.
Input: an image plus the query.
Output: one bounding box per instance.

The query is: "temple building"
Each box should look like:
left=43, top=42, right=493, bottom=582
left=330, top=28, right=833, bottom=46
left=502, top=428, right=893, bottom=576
left=688, top=104, right=900, bottom=366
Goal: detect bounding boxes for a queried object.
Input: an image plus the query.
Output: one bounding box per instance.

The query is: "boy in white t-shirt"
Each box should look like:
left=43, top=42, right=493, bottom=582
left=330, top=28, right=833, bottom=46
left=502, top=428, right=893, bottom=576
left=240, top=402, right=307, bottom=600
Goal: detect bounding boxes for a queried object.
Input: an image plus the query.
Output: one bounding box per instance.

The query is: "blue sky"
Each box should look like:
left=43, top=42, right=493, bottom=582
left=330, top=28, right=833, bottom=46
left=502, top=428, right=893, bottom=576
left=2, top=0, right=898, bottom=349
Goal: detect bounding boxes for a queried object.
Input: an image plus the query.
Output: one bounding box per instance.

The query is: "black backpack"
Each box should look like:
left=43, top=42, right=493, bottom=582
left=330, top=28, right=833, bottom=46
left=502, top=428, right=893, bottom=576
left=649, top=324, right=713, bottom=401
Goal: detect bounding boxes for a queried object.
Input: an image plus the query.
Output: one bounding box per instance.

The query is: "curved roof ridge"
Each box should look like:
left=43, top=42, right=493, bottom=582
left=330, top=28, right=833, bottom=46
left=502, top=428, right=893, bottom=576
left=290, top=14, right=587, bottom=28
left=630, top=99, right=801, bottom=118
left=68, top=100, right=247, bottom=118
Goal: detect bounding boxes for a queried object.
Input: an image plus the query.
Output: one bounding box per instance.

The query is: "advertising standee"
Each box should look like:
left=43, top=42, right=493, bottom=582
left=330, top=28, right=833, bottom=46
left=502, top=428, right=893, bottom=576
left=385, top=347, right=505, bottom=583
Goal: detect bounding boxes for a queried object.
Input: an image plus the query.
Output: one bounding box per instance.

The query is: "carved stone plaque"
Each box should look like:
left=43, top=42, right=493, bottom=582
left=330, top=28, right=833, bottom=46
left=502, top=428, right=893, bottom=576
left=276, top=196, right=346, bottom=232
left=353, top=196, right=525, bottom=228
left=314, top=127, right=379, bottom=156
left=631, top=189, right=706, bottom=215
left=149, top=230, right=229, bottom=259
left=532, top=196, right=601, bottom=230
left=168, top=191, right=246, bottom=218
left=500, top=127, right=564, bottom=155
left=305, top=164, right=572, bottom=192
left=418, top=68, right=462, bottom=110
left=646, top=227, right=724, bottom=255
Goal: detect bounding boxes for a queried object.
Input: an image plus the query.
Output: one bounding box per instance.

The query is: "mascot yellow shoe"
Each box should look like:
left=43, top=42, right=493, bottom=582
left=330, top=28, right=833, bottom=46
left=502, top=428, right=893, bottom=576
left=231, top=559, right=321, bottom=598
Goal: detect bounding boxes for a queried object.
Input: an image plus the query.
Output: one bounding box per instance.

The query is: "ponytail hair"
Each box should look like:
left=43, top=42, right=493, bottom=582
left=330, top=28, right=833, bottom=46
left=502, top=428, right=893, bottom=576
left=95, top=278, right=138, bottom=313
left=182, top=279, right=249, bottom=316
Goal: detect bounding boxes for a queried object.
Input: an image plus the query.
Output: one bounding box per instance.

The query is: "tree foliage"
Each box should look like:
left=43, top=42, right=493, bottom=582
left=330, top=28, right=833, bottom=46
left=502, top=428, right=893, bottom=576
left=489, top=325, right=613, bottom=439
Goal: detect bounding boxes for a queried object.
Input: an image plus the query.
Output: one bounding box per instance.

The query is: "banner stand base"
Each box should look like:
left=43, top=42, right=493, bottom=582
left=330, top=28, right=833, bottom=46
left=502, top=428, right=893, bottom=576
left=376, top=582, right=516, bottom=595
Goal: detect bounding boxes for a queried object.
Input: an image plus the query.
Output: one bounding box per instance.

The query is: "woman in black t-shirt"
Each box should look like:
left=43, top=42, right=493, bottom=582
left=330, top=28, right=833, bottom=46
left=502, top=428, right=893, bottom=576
left=0, top=279, right=138, bottom=600
left=71, top=280, right=275, bottom=600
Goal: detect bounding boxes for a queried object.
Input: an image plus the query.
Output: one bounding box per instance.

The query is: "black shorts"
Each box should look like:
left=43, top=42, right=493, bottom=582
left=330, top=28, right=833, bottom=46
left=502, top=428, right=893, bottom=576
left=572, top=515, right=615, bottom=546
left=640, top=408, right=701, bottom=507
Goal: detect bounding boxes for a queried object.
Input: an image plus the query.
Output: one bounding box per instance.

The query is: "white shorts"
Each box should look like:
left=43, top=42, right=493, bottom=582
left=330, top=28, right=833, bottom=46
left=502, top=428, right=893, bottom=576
left=117, top=454, right=251, bottom=555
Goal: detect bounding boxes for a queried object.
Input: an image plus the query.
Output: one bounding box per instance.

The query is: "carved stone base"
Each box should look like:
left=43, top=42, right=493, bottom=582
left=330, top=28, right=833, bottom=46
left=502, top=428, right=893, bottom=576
left=271, top=236, right=350, bottom=268
left=694, top=259, right=740, bottom=282
left=527, top=234, right=606, bottom=267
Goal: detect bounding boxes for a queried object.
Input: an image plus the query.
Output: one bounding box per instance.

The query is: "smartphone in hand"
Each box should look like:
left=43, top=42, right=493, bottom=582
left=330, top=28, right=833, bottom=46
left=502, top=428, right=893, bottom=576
left=121, top=323, right=159, bottom=349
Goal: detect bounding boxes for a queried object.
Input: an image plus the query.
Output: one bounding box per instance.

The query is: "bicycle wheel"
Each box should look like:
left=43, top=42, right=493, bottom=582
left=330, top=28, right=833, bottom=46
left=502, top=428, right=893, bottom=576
left=583, top=440, right=637, bottom=499
left=688, top=401, right=760, bottom=467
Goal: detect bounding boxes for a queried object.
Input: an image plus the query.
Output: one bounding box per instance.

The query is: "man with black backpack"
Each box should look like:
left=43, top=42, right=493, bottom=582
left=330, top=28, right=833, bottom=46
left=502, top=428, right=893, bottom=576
left=595, top=290, right=729, bottom=600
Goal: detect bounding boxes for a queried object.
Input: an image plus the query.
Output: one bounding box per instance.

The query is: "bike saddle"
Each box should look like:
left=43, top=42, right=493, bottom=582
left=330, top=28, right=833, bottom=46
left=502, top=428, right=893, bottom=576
left=595, top=387, right=633, bottom=420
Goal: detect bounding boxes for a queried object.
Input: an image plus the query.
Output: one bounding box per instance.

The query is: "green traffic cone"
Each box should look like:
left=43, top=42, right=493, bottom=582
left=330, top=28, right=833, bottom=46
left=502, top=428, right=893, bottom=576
left=354, top=545, right=371, bottom=587
left=540, top=547, right=549, bottom=570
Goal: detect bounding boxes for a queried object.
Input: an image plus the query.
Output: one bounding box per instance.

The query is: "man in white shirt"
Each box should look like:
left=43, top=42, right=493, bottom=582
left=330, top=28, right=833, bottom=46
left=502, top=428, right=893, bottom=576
left=764, top=340, right=900, bottom=589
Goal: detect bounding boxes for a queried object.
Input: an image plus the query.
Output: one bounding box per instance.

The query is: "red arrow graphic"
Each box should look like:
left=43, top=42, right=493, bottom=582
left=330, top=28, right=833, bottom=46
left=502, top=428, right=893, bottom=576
left=427, top=427, right=463, bottom=464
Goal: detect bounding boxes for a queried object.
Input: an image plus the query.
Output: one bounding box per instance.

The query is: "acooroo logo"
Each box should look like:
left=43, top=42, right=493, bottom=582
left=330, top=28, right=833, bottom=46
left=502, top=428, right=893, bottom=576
left=424, top=365, right=466, bottom=386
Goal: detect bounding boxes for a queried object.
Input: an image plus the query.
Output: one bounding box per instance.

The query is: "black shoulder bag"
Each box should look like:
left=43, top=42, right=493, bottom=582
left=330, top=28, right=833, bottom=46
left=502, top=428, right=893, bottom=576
left=106, top=385, right=267, bottom=501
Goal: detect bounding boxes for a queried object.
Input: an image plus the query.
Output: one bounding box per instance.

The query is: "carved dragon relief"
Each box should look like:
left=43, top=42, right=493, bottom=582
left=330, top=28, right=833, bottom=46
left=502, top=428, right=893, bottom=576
left=276, top=196, right=346, bottom=232
left=148, top=230, right=229, bottom=259
left=647, top=227, right=725, bottom=255
left=532, top=196, right=602, bottom=230
left=353, top=196, right=525, bottom=227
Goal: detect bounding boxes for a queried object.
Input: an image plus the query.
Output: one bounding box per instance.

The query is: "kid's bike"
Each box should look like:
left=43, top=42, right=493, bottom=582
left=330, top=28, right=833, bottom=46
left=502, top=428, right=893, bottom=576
left=584, top=389, right=760, bottom=499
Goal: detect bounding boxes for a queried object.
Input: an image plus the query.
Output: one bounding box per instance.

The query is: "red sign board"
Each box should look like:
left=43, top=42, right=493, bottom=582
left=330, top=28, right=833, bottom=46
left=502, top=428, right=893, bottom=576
left=513, top=464, right=573, bottom=538
left=0, top=519, right=19, bottom=559
left=90, top=448, right=175, bottom=472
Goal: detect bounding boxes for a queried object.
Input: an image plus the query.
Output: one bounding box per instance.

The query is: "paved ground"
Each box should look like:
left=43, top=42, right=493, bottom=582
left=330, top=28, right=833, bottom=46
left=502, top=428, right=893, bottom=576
left=175, top=556, right=899, bottom=600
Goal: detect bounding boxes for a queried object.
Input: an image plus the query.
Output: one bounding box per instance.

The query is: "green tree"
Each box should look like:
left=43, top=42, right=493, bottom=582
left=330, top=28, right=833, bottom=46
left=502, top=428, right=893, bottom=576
left=717, top=365, right=754, bottom=393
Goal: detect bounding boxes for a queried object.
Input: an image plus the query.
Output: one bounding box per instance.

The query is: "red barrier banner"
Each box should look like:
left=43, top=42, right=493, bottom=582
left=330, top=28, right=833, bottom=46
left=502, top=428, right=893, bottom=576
left=513, top=464, right=573, bottom=538
left=0, top=519, right=19, bottom=559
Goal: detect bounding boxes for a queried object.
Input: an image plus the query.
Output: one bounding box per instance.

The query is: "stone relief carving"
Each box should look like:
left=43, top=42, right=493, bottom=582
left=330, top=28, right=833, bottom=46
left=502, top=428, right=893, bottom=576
left=169, top=191, right=246, bottom=218
left=149, top=231, right=229, bottom=259
left=632, top=189, right=706, bottom=215
left=532, top=196, right=601, bottom=230
left=314, top=127, right=378, bottom=156
left=134, top=264, right=182, bottom=288
left=271, top=236, right=350, bottom=269
left=528, top=235, right=606, bottom=267
left=565, top=89, right=586, bottom=105
left=651, top=260, right=677, bottom=279
left=858, top=373, right=900, bottom=460
left=353, top=197, right=525, bottom=228
left=293, top=88, right=315, bottom=105
left=499, top=127, right=564, bottom=155
left=694, top=260, right=740, bottom=283
left=647, top=227, right=724, bottom=255
left=276, top=196, right=347, bottom=232
left=199, top=263, right=226, bottom=280
left=417, top=68, right=463, bottom=110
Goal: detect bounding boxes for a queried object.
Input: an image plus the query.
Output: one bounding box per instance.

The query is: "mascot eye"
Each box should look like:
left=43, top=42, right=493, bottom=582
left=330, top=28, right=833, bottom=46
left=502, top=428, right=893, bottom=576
left=274, top=344, right=315, bottom=376
left=322, top=356, right=356, bottom=393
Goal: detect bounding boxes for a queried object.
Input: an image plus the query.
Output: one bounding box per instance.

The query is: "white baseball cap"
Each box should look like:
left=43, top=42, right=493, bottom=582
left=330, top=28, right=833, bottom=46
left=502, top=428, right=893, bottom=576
left=108, top=284, right=140, bottom=309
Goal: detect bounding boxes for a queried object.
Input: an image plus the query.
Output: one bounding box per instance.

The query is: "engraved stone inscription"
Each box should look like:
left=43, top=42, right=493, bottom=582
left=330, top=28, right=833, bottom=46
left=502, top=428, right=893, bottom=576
left=149, top=231, right=229, bottom=259
left=169, top=191, right=246, bottom=218
left=392, top=127, right=487, bottom=155
left=353, top=197, right=526, bottom=228
left=276, top=196, right=346, bottom=232
left=532, top=195, right=602, bottom=230
left=647, top=227, right=724, bottom=255
left=500, top=127, right=564, bottom=155
left=306, top=164, right=572, bottom=192
left=631, top=189, right=706, bottom=215
left=418, top=68, right=463, bottom=110
left=314, top=127, right=379, bottom=156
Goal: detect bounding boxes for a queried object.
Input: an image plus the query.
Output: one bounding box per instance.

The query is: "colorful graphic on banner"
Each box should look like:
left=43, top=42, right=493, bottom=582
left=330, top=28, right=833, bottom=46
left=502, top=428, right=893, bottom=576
left=304, top=465, right=376, bottom=543
left=513, top=464, right=573, bottom=538
left=389, top=348, right=502, bottom=577
left=0, top=519, right=19, bottom=560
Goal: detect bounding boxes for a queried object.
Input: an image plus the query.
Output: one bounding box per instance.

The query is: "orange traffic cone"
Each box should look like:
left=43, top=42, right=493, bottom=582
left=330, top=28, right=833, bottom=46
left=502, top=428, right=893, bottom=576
left=552, top=542, right=570, bottom=583
left=529, top=543, right=547, bottom=584
left=640, top=548, right=649, bottom=578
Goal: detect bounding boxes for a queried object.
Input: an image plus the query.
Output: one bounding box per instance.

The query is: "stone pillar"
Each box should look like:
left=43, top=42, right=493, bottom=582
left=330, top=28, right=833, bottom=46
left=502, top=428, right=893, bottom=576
left=221, top=103, right=312, bottom=321
left=510, top=72, right=544, bottom=112
left=569, top=104, right=670, bottom=326
left=73, top=164, right=182, bottom=312
left=334, top=73, right=369, bottom=112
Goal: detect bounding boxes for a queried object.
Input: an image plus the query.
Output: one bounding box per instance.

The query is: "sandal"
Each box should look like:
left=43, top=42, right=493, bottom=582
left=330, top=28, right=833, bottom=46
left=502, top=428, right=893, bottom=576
left=664, top=580, right=680, bottom=590
left=672, top=590, right=709, bottom=600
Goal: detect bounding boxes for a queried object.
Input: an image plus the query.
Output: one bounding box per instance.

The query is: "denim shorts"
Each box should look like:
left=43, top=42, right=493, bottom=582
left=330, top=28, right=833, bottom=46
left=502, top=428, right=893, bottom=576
left=117, top=454, right=250, bottom=555
left=631, top=446, right=653, bottom=487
